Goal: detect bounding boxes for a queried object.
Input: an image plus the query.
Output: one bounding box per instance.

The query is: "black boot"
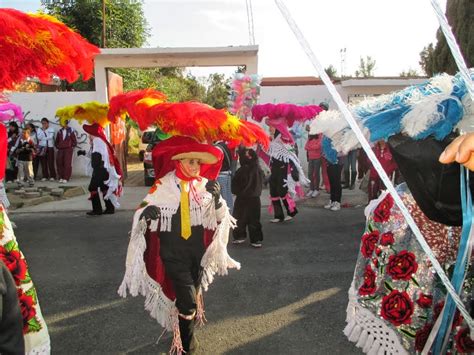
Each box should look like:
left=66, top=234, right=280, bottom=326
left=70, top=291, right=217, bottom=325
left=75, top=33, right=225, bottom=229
left=179, top=317, right=195, bottom=353
left=343, top=171, right=350, bottom=189
left=350, top=173, right=357, bottom=190
left=87, top=193, right=103, bottom=216
left=104, top=199, right=115, bottom=214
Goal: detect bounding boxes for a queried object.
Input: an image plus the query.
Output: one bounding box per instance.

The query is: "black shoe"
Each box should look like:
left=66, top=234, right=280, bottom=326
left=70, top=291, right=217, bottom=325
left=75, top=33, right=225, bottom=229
left=86, top=211, right=102, bottom=216
left=349, top=184, right=355, bottom=190
left=103, top=209, right=115, bottom=215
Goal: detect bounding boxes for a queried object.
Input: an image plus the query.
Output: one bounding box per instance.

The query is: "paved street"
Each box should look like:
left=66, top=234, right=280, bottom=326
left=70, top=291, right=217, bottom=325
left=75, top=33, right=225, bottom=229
left=14, top=206, right=365, bottom=354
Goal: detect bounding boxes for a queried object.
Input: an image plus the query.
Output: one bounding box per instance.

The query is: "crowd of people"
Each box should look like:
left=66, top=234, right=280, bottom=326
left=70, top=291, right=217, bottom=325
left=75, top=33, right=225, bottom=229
left=6, top=118, right=77, bottom=187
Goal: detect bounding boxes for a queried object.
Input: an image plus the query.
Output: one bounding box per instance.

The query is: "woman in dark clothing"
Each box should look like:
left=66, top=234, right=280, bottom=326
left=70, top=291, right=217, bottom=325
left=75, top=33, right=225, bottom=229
left=25, top=123, right=40, bottom=179
left=231, top=148, right=264, bottom=248
left=6, top=122, right=20, bottom=182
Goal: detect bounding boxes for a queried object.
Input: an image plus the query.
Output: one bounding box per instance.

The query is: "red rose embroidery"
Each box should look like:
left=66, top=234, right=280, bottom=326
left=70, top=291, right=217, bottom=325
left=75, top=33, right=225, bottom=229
left=372, top=258, right=379, bottom=268
left=415, top=323, right=433, bottom=351
left=380, top=290, right=414, bottom=326
left=375, top=247, right=382, bottom=256
left=358, top=265, right=377, bottom=296
left=0, top=246, right=27, bottom=285
left=386, top=250, right=418, bottom=281
left=373, top=194, right=394, bottom=223
left=17, top=289, right=36, bottom=333
left=380, top=232, right=395, bottom=246
left=455, top=327, right=474, bottom=353
left=361, top=231, right=380, bottom=258
left=416, top=293, right=433, bottom=308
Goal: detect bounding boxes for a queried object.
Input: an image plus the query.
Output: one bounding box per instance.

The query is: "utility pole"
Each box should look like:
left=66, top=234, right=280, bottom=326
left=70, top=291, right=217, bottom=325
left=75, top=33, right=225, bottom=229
left=101, top=0, right=106, bottom=48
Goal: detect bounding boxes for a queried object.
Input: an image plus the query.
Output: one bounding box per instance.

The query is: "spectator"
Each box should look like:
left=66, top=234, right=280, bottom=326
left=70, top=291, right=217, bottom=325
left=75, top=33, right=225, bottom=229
left=304, top=133, right=322, bottom=198
left=231, top=148, right=264, bottom=248
left=368, top=140, right=398, bottom=201
left=55, top=120, right=77, bottom=183
left=214, top=141, right=233, bottom=211
left=36, top=118, right=56, bottom=181
left=25, top=123, right=39, bottom=179
left=0, top=261, right=25, bottom=354
left=6, top=122, right=20, bottom=183
left=325, top=158, right=343, bottom=211
left=16, top=128, right=35, bottom=187
left=357, top=148, right=370, bottom=181
left=342, top=149, right=357, bottom=189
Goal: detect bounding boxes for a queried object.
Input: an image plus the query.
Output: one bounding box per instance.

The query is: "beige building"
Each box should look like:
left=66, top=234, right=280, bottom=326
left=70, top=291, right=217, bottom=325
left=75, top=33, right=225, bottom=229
left=259, top=76, right=427, bottom=107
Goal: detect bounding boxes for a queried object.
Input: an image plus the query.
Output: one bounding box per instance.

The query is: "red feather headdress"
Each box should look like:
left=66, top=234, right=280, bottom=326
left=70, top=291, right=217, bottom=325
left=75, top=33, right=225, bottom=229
left=108, top=89, right=269, bottom=149
left=0, top=9, right=100, bottom=90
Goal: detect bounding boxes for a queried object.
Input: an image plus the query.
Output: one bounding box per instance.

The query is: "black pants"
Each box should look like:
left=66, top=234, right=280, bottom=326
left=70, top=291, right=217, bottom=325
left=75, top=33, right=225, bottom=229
left=327, top=163, right=342, bottom=203
left=88, top=168, right=114, bottom=214
left=160, top=218, right=205, bottom=352
left=233, top=196, right=263, bottom=243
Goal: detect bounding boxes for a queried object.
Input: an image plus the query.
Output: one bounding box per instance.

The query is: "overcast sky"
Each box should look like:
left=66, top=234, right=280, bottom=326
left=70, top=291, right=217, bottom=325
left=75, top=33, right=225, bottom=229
left=2, top=0, right=447, bottom=77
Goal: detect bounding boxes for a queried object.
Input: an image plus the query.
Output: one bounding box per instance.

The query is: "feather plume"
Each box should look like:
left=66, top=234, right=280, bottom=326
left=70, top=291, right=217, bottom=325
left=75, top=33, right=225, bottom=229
left=252, top=103, right=322, bottom=127
left=0, top=102, right=23, bottom=122
left=109, top=89, right=269, bottom=148
left=56, top=102, right=111, bottom=127
left=310, top=72, right=473, bottom=156
left=0, top=9, right=99, bottom=90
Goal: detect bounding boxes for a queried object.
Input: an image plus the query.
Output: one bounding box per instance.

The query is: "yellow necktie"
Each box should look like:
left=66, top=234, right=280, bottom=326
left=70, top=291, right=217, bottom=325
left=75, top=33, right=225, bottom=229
left=180, top=181, right=192, bottom=240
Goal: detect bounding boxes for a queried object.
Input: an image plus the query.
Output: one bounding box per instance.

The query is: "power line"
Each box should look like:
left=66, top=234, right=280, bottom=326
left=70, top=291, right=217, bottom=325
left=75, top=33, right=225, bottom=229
left=245, top=0, right=255, bottom=45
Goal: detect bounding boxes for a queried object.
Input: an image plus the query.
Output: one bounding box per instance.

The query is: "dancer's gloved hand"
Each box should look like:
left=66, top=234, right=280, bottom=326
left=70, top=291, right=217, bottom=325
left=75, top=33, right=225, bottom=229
left=205, top=180, right=222, bottom=209
left=140, top=205, right=161, bottom=221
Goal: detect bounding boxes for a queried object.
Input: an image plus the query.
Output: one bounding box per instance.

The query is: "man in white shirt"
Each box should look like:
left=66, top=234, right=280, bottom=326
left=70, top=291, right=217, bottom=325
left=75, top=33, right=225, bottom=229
left=36, top=118, right=56, bottom=181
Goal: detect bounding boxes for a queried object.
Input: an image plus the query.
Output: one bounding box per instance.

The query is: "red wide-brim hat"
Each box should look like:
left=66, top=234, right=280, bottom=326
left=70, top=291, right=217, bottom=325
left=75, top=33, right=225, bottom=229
left=152, top=136, right=223, bottom=180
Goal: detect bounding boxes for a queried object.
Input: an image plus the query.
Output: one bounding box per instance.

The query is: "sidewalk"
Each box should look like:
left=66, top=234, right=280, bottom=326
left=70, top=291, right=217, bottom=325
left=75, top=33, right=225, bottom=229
left=10, top=186, right=149, bottom=214
left=10, top=183, right=367, bottom=214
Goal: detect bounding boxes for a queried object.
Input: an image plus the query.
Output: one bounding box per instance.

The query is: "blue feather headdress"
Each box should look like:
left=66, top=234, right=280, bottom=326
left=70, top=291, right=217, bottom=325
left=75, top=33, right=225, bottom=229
left=310, top=72, right=474, bottom=163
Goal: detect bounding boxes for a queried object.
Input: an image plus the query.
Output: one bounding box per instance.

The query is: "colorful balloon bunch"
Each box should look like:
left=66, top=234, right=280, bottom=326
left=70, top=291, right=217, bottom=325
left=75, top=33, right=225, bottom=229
left=228, top=73, right=261, bottom=119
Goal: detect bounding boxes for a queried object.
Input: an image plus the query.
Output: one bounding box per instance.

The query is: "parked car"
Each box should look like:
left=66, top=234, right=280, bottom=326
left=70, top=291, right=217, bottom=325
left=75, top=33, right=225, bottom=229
left=140, top=129, right=166, bottom=186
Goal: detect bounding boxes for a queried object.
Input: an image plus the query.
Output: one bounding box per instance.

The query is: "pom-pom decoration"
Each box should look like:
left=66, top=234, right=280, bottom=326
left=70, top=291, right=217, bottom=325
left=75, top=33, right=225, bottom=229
left=108, top=89, right=269, bottom=149
left=0, top=9, right=100, bottom=91
left=0, top=102, right=23, bottom=122
left=252, top=103, right=323, bottom=127
left=228, top=73, right=261, bottom=119
left=56, top=102, right=111, bottom=127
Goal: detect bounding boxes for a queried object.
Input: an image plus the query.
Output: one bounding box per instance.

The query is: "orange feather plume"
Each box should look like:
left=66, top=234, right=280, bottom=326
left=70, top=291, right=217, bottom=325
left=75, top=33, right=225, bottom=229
left=0, top=9, right=100, bottom=90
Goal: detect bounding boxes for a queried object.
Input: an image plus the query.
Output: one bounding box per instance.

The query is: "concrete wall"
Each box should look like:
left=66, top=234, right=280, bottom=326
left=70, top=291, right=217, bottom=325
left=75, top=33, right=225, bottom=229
left=7, top=91, right=98, bottom=177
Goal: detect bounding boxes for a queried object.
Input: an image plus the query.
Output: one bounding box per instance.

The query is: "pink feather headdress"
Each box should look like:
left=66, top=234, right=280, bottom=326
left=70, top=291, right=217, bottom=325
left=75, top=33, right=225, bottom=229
left=0, top=102, right=23, bottom=122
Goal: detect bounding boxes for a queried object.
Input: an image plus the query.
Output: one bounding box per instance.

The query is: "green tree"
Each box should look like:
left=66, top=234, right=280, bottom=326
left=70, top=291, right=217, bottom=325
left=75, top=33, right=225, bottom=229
left=355, top=56, right=376, bottom=77
left=324, top=65, right=338, bottom=79
left=45, top=0, right=149, bottom=90
left=420, top=0, right=473, bottom=75
left=204, top=73, right=230, bottom=109
left=44, top=0, right=149, bottom=48
left=419, top=43, right=436, bottom=76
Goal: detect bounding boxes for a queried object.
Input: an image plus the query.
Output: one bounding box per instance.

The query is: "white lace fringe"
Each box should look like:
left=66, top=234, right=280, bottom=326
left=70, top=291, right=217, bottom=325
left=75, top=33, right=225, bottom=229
left=344, top=285, right=408, bottom=355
